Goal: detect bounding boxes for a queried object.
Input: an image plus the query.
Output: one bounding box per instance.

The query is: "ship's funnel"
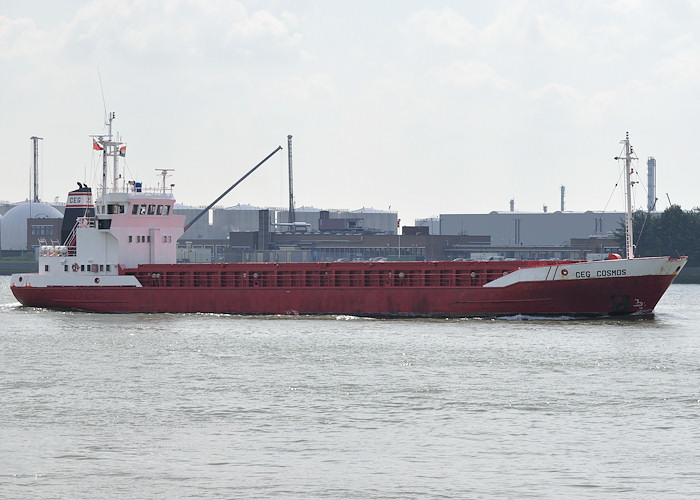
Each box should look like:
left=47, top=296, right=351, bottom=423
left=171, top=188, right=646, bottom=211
left=61, top=183, right=94, bottom=244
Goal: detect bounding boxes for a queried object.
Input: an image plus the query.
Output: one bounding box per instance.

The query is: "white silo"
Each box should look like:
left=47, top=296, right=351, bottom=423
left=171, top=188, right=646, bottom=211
left=0, top=202, right=63, bottom=251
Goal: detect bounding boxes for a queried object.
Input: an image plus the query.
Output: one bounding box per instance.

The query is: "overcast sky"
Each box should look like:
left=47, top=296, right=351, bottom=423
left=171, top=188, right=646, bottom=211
left=2, top=0, right=700, bottom=225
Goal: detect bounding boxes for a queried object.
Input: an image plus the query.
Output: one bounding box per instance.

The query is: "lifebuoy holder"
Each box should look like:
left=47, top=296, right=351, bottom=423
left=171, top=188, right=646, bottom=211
left=72, top=263, right=79, bottom=272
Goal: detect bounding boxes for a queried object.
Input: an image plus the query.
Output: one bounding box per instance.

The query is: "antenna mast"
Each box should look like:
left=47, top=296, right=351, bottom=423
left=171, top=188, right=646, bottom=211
left=156, top=169, right=174, bottom=194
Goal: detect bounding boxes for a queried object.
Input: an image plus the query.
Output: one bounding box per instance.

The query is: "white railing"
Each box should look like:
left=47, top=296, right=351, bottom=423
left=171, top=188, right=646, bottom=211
left=40, top=245, right=76, bottom=257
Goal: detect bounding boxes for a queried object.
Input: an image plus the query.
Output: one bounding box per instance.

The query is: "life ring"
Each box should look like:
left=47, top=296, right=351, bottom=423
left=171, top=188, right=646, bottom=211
left=79, top=218, right=89, bottom=228
left=94, top=277, right=100, bottom=284
left=561, top=269, right=568, bottom=276
left=72, top=263, right=79, bottom=272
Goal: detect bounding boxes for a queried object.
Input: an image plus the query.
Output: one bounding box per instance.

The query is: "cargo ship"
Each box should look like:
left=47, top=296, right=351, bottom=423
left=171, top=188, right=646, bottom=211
left=10, top=116, right=687, bottom=317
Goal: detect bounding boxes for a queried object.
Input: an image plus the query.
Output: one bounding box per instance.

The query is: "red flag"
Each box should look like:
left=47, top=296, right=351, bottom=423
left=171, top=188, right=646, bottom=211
left=93, top=139, right=103, bottom=151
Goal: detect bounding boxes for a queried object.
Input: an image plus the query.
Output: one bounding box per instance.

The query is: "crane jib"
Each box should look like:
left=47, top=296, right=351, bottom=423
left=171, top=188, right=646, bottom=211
left=184, top=145, right=283, bottom=232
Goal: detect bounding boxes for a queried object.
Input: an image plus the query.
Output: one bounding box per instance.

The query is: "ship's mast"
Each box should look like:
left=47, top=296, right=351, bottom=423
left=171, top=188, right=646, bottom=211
left=113, top=132, right=120, bottom=192
left=617, top=132, right=636, bottom=259
left=105, top=113, right=113, bottom=199
left=92, top=112, right=126, bottom=205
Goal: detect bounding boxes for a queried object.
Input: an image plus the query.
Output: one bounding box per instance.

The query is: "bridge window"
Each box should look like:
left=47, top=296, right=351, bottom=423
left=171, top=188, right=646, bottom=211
left=147, top=204, right=156, bottom=215
left=132, top=204, right=139, bottom=214
left=31, top=225, right=55, bottom=236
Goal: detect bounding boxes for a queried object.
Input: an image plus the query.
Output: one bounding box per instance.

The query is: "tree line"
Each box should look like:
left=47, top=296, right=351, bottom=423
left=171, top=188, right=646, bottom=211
left=617, top=205, right=700, bottom=265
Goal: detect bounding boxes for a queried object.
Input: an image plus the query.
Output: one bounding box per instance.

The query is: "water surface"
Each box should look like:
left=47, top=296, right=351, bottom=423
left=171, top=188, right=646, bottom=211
left=1, top=277, right=698, bottom=498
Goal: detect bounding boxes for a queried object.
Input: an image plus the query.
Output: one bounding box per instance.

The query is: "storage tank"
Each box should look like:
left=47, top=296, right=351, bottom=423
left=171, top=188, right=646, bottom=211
left=1, top=202, right=63, bottom=251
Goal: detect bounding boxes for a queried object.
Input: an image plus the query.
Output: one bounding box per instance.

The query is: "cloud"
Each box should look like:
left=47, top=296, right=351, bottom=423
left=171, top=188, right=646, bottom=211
left=0, top=16, right=60, bottom=59
left=655, top=48, right=700, bottom=84
left=433, top=60, right=516, bottom=89
left=282, top=74, right=335, bottom=102
left=405, top=8, right=475, bottom=46
left=529, top=83, right=618, bottom=124
left=607, top=0, right=645, bottom=14
left=481, top=3, right=526, bottom=43
left=530, top=82, right=582, bottom=105
left=228, top=10, right=290, bottom=39
left=1, top=1, right=302, bottom=65
left=584, top=89, right=619, bottom=122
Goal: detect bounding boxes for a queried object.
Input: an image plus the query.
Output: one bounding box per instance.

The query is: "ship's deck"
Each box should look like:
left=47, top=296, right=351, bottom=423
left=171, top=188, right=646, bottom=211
left=127, top=260, right=578, bottom=289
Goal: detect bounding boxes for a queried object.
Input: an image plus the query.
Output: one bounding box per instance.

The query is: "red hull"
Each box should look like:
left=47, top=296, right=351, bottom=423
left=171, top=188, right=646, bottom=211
left=11, top=260, right=678, bottom=317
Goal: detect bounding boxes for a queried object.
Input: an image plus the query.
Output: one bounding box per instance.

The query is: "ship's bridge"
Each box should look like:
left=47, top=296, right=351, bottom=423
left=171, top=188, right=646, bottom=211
left=38, top=189, right=187, bottom=273
left=95, top=191, right=176, bottom=218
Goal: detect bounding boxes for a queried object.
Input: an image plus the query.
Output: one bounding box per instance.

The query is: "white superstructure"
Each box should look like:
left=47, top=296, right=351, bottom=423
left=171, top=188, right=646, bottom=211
left=29, top=112, right=185, bottom=286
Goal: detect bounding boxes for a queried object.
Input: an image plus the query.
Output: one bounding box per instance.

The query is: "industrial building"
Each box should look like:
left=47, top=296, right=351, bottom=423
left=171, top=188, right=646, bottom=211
left=0, top=198, right=624, bottom=264
left=172, top=205, right=621, bottom=263
left=176, top=205, right=399, bottom=240
left=418, top=211, right=625, bottom=247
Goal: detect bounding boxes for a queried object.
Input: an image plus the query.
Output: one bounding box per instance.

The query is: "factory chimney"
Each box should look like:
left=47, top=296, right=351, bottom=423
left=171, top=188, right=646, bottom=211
left=560, top=185, right=565, bottom=212
left=287, top=135, right=295, bottom=224
left=647, top=156, right=657, bottom=211
left=30, top=136, right=43, bottom=202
